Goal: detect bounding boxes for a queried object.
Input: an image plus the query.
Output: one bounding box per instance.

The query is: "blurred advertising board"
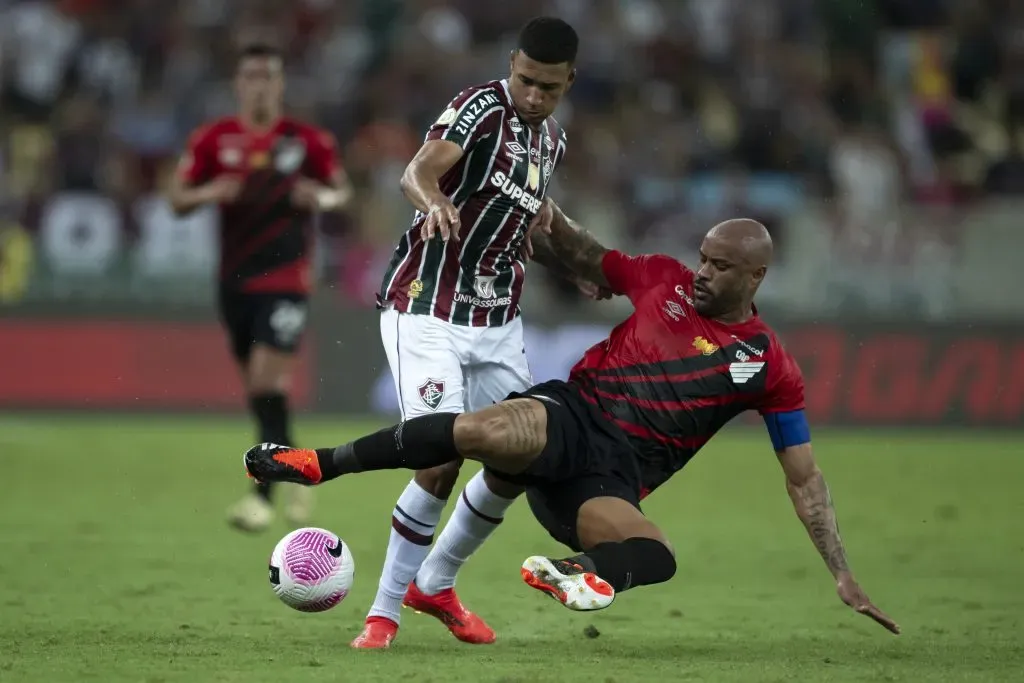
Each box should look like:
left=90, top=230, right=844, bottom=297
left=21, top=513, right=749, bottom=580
left=2, top=302, right=1022, bottom=427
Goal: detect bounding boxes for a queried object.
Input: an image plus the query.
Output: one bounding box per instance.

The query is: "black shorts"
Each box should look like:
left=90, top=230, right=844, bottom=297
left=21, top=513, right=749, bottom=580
left=490, top=379, right=644, bottom=552
left=217, top=289, right=309, bottom=362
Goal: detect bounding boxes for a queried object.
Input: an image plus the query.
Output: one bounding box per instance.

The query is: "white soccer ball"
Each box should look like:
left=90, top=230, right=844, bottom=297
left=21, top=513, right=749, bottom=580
left=268, top=527, right=355, bottom=612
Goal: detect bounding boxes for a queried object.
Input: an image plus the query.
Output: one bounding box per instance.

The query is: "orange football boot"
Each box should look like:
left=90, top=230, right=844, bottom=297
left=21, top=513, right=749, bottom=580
left=402, top=581, right=496, bottom=644
left=350, top=616, right=398, bottom=649
left=243, top=443, right=322, bottom=485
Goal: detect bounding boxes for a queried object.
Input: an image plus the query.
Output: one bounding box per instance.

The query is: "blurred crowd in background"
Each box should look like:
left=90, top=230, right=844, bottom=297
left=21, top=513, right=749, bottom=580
left=2, top=0, right=1024, bottom=317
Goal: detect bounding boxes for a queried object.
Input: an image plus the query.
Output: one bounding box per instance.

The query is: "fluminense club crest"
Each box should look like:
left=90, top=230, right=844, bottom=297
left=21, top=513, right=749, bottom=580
left=418, top=379, right=446, bottom=410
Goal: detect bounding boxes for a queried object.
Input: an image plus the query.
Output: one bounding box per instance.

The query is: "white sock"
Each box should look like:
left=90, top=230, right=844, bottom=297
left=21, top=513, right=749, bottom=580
left=416, top=471, right=515, bottom=595
left=367, top=480, right=446, bottom=624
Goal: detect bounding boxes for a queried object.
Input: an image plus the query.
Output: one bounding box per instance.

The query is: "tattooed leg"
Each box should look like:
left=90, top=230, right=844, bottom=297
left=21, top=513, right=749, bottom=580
left=452, top=399, right=548, bottom=473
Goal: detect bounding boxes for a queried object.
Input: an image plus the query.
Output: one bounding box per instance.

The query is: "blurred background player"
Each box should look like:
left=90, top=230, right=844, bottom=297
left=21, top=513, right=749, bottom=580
left=167, top=43, right=352, bottom=532
left=358, top=17, right=594, bottom=649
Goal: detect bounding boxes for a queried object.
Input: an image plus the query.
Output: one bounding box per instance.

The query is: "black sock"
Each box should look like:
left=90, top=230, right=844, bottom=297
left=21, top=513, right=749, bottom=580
left=250, top=392, right=291, bottom=501
left=314, top=413, right=459, bottom=482
left=567, top=537, right=676, bottom=593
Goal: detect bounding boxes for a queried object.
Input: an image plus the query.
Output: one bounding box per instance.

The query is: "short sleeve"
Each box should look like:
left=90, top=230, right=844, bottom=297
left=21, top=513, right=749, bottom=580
left=305, top=130, right=340, bottom=182
left=548, top=122, right=568, bottom=171
left=758, top=347, right=806, bottom=414
left=425, top=87, right=504, bottom=151
left=601, top=251, right=691, bottom=301
left=177, top=126, right=215, bottom=186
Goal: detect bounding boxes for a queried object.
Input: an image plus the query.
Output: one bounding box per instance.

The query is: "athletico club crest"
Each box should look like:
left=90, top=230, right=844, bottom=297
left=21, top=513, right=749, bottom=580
left=418, top=379, right=445, bottom=411
left=274, top=138, right=306, bottom=174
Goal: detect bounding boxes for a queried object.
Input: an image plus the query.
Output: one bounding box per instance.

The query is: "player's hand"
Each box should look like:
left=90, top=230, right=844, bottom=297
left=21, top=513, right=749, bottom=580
left=206, top=175, right=243, bottom=204
left=574, top=277, right=614, bottom=300
left=520, top=198, right=554, bottom=261
left=422, top=200, right=461, bottom=243
left=290, top=178, right=324, bottom=211
left=837, top=576, right=900, bottom=634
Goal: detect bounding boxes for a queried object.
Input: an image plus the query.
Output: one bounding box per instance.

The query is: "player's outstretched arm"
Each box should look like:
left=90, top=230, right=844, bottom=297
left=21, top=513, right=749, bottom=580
left=400, top=140, right=464, bottom=241
left=776, top=441, right=900, bottom=634
left=528, top=200, right=610, bottom=288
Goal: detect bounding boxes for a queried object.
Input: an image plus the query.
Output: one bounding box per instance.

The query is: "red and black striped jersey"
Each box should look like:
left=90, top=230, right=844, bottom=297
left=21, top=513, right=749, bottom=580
left=178, top=116, right=340, bottom=295
left=378, top=79, right=568, bottom=326
left=570, top=251, right=805, bottom=497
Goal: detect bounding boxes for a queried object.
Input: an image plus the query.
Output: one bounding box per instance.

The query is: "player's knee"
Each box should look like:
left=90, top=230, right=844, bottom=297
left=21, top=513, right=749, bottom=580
left=414, top=460, right=464, bottom=499
left=482, top=468, right=526, bottom=499
left=577, top=497, right=667, bottom=549
left=246, top=345, right=295, bottom=393
left=452, top=412, right=489, bottom=455
left=453, top=411, right=511, bottom=456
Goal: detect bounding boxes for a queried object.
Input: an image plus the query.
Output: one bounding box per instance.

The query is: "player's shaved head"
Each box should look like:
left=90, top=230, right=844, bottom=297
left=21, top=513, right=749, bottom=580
left=705, top=218, right=774, bottom=268
left=693, top=218, right=773, bottom=322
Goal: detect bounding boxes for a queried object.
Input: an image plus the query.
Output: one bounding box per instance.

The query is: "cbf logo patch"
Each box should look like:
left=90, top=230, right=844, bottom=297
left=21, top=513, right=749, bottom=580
left=418, top=379, right=446, bottom=411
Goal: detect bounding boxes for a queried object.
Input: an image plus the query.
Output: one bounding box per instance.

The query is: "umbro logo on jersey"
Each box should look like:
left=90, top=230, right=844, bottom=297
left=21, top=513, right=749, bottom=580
left=505, top=141, right=527, bottom=160
left=729, top=362, right=765, bottom=384
left=663, top=300, right=685, bottom=321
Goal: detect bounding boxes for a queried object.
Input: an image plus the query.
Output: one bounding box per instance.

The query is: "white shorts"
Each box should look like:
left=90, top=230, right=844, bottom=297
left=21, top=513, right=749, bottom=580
left=380, top=308, right=533, bottom=418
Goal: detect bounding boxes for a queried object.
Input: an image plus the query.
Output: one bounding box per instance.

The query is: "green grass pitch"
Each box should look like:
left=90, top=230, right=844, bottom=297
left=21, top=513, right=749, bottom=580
left=1, top=415, right=1022, bottom=682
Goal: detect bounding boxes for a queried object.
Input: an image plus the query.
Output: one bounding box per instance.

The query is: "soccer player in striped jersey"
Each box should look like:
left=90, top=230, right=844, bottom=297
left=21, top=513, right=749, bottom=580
left=355, top=17, right=598, bottom=648
left=246, top=217, right=900, bottom=637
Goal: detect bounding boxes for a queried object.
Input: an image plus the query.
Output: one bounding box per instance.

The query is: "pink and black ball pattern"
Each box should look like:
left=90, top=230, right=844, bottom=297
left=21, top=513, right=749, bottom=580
left=269, top=527, right=355, bottom=612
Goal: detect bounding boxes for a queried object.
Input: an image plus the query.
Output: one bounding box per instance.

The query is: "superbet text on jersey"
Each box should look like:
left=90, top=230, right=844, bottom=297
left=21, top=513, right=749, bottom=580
left=378, top=80, right=568, bottom=327
left=178, top=116, right=339, bottom=295
left=571, top=251, right=806, bottom=498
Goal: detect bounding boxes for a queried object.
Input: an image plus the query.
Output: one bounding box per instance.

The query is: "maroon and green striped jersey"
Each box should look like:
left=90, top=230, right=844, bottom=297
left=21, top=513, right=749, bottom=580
left=378, top=79, right=568, bottom=326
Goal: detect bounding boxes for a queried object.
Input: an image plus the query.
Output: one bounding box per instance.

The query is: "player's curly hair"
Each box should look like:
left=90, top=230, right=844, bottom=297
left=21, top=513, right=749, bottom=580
left=517, top=17, right=579, bottom=65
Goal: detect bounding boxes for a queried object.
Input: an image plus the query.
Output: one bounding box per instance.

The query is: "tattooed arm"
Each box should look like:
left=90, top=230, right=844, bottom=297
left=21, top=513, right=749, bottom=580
left=528, top=200, right=611, bottom=288
left=778, top=443, right=900, bottom=634
left=782, top=444, right=850, bottom=578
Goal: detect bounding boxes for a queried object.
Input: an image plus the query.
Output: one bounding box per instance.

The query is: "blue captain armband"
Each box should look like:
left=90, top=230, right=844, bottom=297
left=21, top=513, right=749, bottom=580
left=763, top=410, right=811, bottom=452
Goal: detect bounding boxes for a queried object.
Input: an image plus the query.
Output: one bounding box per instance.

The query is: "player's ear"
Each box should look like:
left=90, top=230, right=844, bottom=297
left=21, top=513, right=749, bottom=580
left=752, top=266, right=767, bottom=286
left=562, top=67, right=576, bottom=94
left=509, top=50, right=516, bottom=74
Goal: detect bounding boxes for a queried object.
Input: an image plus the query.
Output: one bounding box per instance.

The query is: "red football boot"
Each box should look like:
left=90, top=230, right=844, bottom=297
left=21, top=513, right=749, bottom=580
left=350, top=616, right=398, bottom=649
left=402, top=581, right=496, bottom=644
